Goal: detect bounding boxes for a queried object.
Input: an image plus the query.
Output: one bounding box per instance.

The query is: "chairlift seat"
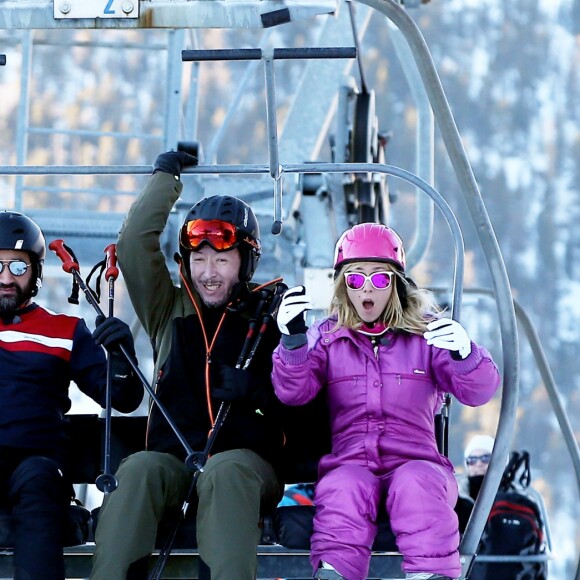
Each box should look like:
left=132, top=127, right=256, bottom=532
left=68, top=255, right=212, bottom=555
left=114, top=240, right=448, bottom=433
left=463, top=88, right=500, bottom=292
left=0, top=410, right=472, bottom=578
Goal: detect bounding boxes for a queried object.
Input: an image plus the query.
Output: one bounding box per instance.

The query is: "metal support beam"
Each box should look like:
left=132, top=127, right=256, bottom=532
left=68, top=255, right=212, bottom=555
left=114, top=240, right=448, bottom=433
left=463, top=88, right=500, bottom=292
left=14, top=31, right=33, bottom=210
left=163, top=30, right=185, bottom=150
left=355, top=2, right=518, bottom=575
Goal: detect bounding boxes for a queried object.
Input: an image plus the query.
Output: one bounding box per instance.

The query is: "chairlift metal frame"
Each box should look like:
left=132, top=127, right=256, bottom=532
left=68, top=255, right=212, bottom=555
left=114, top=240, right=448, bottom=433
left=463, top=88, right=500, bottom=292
left=0, top=0, right=577, bottom=578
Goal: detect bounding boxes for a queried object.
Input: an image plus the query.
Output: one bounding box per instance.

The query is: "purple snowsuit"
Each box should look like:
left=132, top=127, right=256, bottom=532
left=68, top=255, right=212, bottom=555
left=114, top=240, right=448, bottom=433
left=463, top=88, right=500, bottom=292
left=272, top=317, right=500, bottom=580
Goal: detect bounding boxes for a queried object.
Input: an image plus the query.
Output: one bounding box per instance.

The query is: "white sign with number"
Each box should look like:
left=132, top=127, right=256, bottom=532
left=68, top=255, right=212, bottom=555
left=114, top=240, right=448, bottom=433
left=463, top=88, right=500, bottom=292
left=54, top=0, right=139, bottom=19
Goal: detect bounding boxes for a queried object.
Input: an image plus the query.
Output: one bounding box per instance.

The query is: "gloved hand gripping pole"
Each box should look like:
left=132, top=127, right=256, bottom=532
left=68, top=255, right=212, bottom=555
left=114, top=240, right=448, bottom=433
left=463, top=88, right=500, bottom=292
left=150, top=281, right=288, bottom=580
left=188, top=283, right=286, bottom=472
left=184, top=287, right=272, bottom=473
left=48, top=239, right=198, bottom=472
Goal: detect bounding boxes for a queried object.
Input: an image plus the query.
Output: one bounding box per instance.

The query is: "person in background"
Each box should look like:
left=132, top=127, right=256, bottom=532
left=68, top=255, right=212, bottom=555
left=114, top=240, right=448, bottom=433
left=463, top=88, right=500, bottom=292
left=0, top=210, right=142, bottom=580
left=91, top=151, right=286, bottom=580
left=461, top=434, right=547, bottom=580
left=271, top=222, right=501, bottom=580
left=463, top=434, right=495, bottom=501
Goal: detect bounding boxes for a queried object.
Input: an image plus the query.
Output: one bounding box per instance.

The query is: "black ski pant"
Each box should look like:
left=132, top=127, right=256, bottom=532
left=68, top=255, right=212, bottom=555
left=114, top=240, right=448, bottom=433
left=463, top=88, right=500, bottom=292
left=0, top=452, right=70, bottom=580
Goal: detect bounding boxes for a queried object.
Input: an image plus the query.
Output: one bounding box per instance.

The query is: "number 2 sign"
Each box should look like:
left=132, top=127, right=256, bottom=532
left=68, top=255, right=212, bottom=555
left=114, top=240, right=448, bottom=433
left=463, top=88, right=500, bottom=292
left=54, top=0, right=139, bottom=19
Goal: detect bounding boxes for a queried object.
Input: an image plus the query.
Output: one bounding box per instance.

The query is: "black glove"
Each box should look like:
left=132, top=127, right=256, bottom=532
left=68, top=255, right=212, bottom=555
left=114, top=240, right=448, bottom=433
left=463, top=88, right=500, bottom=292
left=212, top=365, right=254, bottom=403
left=93, top=315, right=136, bottom=358
left=152, top=151, right=198, bottom=177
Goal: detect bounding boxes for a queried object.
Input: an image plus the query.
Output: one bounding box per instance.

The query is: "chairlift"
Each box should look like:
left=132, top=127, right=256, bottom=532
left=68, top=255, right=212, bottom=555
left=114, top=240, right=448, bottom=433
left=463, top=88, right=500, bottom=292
left=0, top=1, right=577, bottom=578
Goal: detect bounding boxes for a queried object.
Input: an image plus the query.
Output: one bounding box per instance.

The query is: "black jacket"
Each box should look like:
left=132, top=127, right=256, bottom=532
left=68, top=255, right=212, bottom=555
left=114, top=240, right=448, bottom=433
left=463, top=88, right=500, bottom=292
left=117, top=172, right=286, bottom=474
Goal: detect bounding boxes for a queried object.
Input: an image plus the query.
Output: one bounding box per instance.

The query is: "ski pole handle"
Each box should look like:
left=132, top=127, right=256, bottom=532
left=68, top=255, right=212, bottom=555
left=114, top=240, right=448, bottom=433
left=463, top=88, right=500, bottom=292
left=48, top=239, right=80, bottom=274
left=104, top=244, right=118, bottom=317
left=236, top=289, right=271, bottom=368
left=267, top=281, right=288, bottom=320
left=104, top=244, right=119, bottom=282
left=243, top=282, right=288, bottom=369
left=49, top=239, right=105, bottom=316
left=257, top=281, right=288, bottom=332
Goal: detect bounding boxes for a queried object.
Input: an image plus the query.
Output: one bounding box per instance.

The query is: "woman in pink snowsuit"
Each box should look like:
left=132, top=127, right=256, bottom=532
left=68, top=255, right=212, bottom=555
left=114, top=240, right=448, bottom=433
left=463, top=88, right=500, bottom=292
left=272, top=223, right=501, bottom=580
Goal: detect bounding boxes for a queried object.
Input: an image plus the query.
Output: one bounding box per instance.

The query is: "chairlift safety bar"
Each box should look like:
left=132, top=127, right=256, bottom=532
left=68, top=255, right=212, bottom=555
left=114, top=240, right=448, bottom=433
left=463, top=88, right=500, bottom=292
left=0, top=160, right=465, bottom=322
left=181, top=47, right=357, bottom=235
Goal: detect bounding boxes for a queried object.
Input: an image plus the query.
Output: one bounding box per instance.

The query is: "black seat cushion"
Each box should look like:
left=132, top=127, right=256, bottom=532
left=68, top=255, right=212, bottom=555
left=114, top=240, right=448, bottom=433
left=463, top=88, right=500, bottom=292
left=273, top=495, right=475, bottom=551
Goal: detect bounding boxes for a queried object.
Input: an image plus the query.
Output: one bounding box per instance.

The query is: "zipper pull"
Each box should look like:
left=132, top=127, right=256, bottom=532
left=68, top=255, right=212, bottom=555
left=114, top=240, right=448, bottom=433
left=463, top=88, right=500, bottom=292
left=371, top=336, right=379, bottom=360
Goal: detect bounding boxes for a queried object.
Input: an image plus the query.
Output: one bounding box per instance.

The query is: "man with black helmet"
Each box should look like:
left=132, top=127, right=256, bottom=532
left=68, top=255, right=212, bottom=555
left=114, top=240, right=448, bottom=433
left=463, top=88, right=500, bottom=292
left=0, top=210, right=143, bottom=580
left=91, top=152, right=286, bottom=580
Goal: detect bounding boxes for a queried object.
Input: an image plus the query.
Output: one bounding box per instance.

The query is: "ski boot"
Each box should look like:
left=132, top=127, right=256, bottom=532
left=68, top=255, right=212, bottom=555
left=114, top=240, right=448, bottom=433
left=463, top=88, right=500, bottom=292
left=314, top=562, right=346, bottom=579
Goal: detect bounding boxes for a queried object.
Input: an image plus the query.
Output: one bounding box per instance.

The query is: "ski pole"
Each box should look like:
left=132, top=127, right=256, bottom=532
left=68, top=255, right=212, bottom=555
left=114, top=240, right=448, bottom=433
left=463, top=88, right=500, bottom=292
left=202, top=284, right=284, bottom=472
left=149, top=399, right=234, bottom=580
left=183, top=289, right=274, bottom=473
left=150, top=284, right=282, bottom=580
left=236, top=288, right=271, bottom=368
left=183, top=289, right=275, bottom=474
left=243, top=281, right=287, bottom=369
left=94, top=244, right=120, bottom=494
left=48, top=239, right=198, bottom=466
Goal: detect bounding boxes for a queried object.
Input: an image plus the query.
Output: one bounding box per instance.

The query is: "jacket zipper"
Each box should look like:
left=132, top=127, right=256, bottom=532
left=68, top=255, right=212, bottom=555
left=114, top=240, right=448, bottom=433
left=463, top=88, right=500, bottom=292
left=371, top=336, right=379, bottom=360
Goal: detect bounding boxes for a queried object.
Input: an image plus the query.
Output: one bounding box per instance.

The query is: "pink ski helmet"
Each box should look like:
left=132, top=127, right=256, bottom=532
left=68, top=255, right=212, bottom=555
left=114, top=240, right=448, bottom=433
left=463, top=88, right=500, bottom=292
left=333, top=223, right=406, bottom=272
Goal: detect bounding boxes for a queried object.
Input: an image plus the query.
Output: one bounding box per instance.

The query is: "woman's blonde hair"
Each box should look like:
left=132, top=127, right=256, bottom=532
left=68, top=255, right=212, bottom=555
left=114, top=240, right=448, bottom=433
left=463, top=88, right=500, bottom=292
left=330, top=262, right=441, bottom=335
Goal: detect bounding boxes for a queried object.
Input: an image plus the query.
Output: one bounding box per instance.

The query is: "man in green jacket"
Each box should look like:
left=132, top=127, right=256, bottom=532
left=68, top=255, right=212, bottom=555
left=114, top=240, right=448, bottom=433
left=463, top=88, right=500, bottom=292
left=91, top=151, right=286, bottom=579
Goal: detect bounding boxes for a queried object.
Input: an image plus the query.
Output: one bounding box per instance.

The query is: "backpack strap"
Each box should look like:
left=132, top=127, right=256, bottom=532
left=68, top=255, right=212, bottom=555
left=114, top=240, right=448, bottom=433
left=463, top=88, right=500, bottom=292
left=499, top=450, right=532, bottom=491
left=517, top=450, right=531, bottom=489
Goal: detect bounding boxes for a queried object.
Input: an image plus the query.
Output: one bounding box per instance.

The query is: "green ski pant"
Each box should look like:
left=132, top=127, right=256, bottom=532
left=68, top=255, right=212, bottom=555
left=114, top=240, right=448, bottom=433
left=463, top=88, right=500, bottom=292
left=91, top=448, right=281, bottom=580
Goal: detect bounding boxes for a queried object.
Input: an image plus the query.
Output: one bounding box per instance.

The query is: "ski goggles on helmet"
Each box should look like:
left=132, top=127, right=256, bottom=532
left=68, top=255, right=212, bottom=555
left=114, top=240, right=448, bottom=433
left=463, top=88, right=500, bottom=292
left=180, top=219, right=239, bottom=252
left=0, top=260, right=31, bottom=277
left=466, top=453, right=492, bottom=466
left=344, top=271, right=394, bottom=291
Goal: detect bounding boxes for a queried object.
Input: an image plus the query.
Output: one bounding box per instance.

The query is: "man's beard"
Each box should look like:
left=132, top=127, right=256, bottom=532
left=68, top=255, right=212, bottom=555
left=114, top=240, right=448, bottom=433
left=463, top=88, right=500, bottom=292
left=0, top=280, right=35, bottom=312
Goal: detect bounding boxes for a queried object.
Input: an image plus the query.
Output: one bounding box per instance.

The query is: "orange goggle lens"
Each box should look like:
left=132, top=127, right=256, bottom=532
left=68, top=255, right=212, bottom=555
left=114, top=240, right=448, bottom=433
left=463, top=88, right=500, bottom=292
left=181, top=219, right=238, bottom=251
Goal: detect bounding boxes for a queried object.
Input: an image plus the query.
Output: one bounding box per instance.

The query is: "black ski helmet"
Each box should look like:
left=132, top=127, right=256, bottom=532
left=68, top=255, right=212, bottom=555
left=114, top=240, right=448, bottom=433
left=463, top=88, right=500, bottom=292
left=0, top=211, right=46, bottom=296
left=179, top=195, right=261, bottom=282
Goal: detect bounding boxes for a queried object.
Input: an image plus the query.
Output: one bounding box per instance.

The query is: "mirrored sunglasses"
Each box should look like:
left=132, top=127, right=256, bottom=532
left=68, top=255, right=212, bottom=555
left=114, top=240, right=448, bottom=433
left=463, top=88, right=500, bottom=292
left=181, top=219, right=238, bottom=252
left=0, top=260, right=31, bottom=277
left=344, top=271, right=394, bottom=291
left=466, top=453, right=492, bottom=466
